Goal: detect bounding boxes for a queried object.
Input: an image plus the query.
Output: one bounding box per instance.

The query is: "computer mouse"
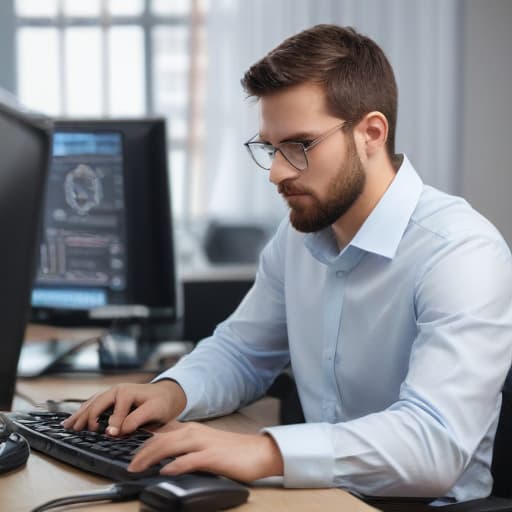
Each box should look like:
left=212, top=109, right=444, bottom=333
left=139, top=474, right=249, bottom=511
left=0, top=431, right=30, bottom=474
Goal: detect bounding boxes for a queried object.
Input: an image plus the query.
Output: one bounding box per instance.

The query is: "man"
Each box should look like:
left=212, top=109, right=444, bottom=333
left=63, top=25, right=512, bottom=504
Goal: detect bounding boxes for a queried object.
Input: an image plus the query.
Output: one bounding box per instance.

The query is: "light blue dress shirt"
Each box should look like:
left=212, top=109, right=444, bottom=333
left=156, top=156, right=512, bottom=504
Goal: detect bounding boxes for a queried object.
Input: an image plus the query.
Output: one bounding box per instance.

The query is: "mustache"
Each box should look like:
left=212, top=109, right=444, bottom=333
left=278, top=180, right=311, bottom=196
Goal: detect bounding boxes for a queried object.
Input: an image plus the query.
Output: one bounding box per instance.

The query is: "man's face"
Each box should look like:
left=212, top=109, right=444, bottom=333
left=259, top=83, right=365, bottom=233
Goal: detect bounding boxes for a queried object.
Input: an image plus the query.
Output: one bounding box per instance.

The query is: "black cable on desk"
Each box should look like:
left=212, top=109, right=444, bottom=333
left=30, top=479, right=159, bottom=512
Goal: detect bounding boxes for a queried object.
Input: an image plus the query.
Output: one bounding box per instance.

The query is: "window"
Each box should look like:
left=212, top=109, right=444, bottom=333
left=15, top=0, right=207, bottom=221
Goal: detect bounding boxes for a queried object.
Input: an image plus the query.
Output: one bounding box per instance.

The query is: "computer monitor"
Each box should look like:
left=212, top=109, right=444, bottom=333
left=0, top=99, right=51, bottom=409
left=29, top=118, right=179, bottom=369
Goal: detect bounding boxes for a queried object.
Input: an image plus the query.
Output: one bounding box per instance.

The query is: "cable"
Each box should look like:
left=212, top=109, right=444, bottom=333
left=30, top=479, right=157, bottom=512
left=13, top=392, right=86, bottom=409
left=13, top=389, right=39, bottom=407
left=16, top=332, right=104, bottom=382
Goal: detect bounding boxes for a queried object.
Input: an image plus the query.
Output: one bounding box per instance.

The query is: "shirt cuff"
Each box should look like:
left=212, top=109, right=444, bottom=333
left=151, top=366, right=207, bottom=421
left=262, top=423, right=334, bottom=488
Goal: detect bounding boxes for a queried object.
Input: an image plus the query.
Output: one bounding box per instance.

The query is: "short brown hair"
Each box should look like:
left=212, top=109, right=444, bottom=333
left=241, top=24, right=398, bottom=158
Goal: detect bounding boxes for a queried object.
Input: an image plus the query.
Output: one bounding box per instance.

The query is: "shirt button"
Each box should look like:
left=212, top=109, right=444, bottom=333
left=336, top=270, right=344, bottom=278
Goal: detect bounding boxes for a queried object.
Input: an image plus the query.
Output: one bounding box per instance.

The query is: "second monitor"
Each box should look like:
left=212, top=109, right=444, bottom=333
left=30, top=118, right=179, bottom=369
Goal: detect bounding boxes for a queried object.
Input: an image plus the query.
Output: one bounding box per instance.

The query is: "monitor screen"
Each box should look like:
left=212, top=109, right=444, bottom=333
left=31, top=118, right=178, bottom=327
left=33, top=130, right=128, bottom=310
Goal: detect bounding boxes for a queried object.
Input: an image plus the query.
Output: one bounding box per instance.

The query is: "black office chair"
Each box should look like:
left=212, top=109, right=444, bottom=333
left=367, top=389, right=512, bottom=511
left=267, top=371, right=305, bottom=425
left=203, top=221, right=269, bottom=264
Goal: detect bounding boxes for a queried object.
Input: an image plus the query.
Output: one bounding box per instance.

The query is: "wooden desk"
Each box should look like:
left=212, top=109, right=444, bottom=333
left=2, top=333, right=377, bottom=511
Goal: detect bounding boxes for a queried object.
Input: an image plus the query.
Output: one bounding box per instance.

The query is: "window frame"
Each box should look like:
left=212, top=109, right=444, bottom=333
left=13, top=0, right=206, bottom=223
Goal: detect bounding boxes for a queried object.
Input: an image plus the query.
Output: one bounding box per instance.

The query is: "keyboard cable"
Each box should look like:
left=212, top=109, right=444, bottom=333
left=30, top=478, right=163, bottom=512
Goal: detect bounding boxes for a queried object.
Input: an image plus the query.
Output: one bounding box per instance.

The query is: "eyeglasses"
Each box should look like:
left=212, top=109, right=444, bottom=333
left=244, top=121, right=349, bottom=172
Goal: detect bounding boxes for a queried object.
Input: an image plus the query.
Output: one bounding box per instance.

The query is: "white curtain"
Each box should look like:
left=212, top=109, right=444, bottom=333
left=203, top=0, right=462, bottom=225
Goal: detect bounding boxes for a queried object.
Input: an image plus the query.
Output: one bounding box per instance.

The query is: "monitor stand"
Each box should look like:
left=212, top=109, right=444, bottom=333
left=97, top=324, right=154, bottom=370
left=17, top=336, right=100, bottom=377
left=18, top=324, right=157, bottom=376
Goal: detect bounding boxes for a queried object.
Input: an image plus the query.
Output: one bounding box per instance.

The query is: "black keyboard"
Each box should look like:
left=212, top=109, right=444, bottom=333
left=7, top=411, right=171, bottom=481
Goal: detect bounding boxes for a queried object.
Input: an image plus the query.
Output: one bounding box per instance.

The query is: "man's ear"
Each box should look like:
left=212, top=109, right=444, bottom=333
left=354, top=111, right=388, bottom=159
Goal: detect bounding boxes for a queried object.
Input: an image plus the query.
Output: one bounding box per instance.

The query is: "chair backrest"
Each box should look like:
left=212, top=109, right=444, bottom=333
left=491, top=388, right=512, bottom=498
left=203, top=221, right=269, bottom=264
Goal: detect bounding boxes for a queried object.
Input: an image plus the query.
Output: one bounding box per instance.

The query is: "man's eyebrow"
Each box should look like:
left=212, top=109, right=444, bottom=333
left=258, top=131, right=317, bottom=144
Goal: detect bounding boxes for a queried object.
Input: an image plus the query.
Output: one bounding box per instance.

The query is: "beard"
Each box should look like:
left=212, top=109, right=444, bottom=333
left=279, top=136, right=366, bottom=233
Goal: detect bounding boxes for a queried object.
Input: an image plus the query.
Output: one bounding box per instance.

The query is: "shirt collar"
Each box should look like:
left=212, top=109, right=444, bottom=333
left=349, top=154, right=423, bottom=259
left=304, top=154, right=423, bottom=264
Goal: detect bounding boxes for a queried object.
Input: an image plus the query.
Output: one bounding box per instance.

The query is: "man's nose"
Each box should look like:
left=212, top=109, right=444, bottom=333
left=268, top=151, right=300, bottom=186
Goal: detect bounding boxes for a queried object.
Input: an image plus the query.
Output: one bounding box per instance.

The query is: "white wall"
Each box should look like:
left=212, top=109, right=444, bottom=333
left=461, top=0, right=512, bottom=245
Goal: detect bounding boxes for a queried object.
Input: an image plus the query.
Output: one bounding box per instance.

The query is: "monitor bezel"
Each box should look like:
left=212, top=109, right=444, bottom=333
left=0, top=100, right=51, bottom=408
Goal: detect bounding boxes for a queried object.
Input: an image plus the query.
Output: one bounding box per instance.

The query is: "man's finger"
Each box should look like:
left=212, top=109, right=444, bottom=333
left=128, top=432, right=194, bottom=472
left=119, top=400, right=166, bottom=434
left=106, top=390, right=136, bottom=436
left=61, top=394, right=97, bottom=428
left=160, top=452, right=206, bottom=476
left=84, top=392, right=117, bottom=431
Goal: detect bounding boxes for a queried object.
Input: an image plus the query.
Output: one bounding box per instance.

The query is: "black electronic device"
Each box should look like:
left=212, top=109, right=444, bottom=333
left=140, top=477, right=250, bottom=511
left=0, top=98, right=51, bottom=409
left=25, top=118, right=180, bottom=370
left=0, top=414, right=30, bottom=474
left=8, top=411, right=165, bottom=480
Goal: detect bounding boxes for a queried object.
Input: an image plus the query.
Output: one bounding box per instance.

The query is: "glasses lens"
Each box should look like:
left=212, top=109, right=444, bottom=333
left=280, top=143, right=307, bottom=171
left=247, top=143, right=273, bottom=170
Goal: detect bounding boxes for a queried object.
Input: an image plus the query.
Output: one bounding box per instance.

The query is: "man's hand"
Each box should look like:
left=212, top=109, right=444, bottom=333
left=128, top=422, right=284, bottom=482
left=61, top=380, right=187, bottom=435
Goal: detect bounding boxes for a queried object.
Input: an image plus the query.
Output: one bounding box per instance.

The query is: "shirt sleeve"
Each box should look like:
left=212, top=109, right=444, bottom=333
left=153, top=219, right=291, bottom=420
left=264, top=236, right=512, bottom=498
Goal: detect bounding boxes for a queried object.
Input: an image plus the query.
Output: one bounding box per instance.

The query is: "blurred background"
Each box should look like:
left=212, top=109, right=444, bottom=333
left=0, top=0, right=510, bottom=260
